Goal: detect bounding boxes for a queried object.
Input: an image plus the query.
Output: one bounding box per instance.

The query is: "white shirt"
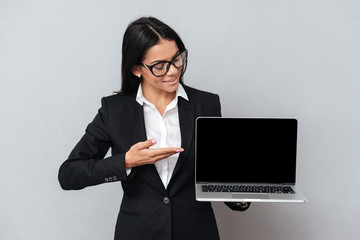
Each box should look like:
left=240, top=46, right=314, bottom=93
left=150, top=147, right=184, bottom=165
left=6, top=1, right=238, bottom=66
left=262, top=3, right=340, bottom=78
left=131, top=83, right=188, bottom=189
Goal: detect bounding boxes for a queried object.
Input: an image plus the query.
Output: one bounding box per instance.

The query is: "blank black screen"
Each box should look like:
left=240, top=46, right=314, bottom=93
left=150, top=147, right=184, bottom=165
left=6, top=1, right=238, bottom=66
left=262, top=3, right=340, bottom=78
left=196, top=118, right=297, bottom=184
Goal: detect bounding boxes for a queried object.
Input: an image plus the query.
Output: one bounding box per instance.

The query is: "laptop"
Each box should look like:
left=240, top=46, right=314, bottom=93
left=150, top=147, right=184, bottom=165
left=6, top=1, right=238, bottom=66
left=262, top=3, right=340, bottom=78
left=195, top=117, right=307, bottom=203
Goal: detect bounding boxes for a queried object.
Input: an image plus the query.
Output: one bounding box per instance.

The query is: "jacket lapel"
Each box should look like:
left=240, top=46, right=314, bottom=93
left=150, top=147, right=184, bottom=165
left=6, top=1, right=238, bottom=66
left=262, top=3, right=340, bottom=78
left=170, top=94, right=195, bottom=183
left=128, top=97, right=167, bottom=194
left=128, top=98, right=147, bottom=144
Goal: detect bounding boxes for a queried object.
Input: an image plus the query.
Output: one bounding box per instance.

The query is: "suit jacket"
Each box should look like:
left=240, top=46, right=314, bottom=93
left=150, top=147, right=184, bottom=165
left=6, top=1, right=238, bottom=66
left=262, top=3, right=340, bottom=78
left=58, top=85, right=222, bottom=240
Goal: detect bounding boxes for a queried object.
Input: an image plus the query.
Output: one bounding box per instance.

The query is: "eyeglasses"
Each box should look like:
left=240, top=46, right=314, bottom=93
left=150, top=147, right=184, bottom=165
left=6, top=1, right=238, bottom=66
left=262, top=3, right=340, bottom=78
left=140, top=49, right=188, bottom=77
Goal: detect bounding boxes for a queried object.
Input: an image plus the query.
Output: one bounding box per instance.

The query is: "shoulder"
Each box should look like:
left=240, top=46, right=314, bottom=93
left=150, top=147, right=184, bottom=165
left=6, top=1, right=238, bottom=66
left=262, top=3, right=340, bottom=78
left=183, top=85, right=220, bottom=102
left=99, top=92, right=136, bottom=110
left=102, top=92, right=135, bottom=103
left=183, top=85, right=221, bottom=116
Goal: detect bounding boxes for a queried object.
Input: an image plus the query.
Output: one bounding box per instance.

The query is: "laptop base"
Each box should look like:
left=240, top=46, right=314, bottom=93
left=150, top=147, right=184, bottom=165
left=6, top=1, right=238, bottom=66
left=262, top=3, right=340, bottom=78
left=195, top=184, right=307, bottom=203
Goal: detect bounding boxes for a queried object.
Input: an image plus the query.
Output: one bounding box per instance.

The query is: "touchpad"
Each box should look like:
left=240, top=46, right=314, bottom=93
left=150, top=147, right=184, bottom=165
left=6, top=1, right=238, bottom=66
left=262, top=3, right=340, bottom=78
left=232, top=194, right=270, bottom=199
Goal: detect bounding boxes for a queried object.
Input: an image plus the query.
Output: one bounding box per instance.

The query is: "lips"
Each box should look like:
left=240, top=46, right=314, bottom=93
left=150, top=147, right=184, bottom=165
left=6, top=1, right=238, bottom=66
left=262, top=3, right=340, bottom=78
left=163, top=78, right=177, bottom=83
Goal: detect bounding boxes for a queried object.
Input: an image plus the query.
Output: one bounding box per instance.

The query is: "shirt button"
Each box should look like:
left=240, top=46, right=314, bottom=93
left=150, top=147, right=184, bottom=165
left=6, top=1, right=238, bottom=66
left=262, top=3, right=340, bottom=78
left=105, top=178, right=109, bottom=182
left=163, top=197, right=170, bottom=204
left=113, top=176, right=117, bottom=181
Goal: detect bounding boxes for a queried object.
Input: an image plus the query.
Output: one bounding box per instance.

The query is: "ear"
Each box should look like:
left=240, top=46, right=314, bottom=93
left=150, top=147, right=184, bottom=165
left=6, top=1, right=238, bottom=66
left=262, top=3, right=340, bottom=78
left=132, top=65, right=141, bottom=78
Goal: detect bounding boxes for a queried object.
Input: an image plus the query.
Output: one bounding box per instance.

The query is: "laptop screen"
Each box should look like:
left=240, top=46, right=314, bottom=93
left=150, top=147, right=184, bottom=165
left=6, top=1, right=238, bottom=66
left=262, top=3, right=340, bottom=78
left=195, top=118, right=297, bottom=184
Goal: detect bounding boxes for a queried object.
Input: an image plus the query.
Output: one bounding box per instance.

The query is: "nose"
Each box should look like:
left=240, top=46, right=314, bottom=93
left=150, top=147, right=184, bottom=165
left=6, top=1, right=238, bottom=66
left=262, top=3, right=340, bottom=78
left=166, top=63, right=179, bottom=76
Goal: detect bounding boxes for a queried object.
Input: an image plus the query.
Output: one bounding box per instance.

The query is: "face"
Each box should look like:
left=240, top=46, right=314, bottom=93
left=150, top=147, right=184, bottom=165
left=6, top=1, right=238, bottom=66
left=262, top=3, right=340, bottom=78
left=133, top=39, right=182, bottom=96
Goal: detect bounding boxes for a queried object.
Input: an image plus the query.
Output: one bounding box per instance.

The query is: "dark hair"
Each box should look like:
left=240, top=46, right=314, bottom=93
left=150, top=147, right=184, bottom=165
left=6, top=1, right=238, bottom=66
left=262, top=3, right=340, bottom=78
left=119, top=17, right=186, bottom=94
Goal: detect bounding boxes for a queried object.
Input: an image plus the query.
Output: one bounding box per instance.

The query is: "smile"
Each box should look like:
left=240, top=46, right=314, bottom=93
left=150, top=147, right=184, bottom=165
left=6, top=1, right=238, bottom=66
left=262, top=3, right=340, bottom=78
left=163, top=78, right=177, bottom=83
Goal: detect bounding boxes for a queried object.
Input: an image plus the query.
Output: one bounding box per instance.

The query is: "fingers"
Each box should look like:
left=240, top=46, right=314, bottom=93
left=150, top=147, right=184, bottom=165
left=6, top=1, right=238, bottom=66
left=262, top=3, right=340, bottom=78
left=147, top=148, right=184, bottom=163
left=133, top=139, right=183, bottom=155
left=148, top=153, right=175, bottom=163
left=149, top=147, right=184, bottom=156
left=125, top=139, right=184, bottom=168
left=134, top=138, right=157, bottom=150
left=146, top=147, right=183, bottom=163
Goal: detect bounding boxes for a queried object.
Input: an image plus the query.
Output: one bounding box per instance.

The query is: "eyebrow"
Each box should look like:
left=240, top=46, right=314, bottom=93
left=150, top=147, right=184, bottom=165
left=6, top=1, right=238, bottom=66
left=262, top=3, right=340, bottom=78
left=149, top=50, right=180, bottom=65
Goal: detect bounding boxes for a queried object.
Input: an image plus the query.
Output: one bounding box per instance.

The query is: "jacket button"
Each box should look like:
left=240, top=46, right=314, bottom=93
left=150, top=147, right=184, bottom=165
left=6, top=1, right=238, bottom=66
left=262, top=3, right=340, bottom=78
left=163, top=197, right=170, bottom=204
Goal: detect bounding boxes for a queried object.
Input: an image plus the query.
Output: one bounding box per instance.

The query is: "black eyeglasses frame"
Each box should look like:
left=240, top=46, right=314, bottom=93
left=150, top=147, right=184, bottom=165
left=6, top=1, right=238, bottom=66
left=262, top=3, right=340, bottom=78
left=139, top=49, right=188, bottom=77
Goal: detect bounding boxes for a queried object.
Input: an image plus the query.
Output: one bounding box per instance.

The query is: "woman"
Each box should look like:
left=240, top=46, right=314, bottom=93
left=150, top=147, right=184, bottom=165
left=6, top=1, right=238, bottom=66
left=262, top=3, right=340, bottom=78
left=58, top=17, right=249, bottom=240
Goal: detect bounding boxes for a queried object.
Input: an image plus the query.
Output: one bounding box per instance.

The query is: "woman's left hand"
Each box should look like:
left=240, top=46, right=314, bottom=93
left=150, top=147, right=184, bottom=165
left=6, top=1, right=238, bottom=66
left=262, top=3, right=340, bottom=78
left=225, top=202, right=251, bottom=211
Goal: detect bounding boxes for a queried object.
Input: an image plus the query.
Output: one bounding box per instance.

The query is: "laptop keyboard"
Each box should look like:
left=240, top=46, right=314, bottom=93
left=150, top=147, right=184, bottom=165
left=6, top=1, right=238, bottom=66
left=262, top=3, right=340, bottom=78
left=202, top=185, right=295, bottom=194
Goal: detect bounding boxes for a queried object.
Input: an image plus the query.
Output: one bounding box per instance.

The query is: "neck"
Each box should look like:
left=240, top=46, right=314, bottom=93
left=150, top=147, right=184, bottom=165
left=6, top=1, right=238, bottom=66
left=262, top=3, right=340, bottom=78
left=141, top=85, right=177, bottom=115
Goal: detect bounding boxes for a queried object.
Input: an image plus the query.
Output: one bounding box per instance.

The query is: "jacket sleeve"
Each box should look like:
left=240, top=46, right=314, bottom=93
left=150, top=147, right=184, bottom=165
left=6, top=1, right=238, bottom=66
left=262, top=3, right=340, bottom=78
left=58, top=97, right=127, bottom=190
left=225, top=202, right=251, bottom=211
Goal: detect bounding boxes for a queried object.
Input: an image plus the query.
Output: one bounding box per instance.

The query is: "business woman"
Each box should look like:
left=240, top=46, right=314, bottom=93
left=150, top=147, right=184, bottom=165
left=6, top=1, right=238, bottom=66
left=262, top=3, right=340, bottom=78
left=58, top=17, right=249, bottom=240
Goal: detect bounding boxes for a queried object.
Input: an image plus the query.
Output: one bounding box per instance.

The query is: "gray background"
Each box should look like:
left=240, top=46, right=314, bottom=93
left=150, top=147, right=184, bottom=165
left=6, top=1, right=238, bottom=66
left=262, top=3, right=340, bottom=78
left=1, top=0, right=359, bottom=239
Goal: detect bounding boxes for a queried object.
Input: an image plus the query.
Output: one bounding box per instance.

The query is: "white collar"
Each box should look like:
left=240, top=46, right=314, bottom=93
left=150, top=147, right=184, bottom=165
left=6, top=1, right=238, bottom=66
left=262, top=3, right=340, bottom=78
left=136, top=83, right=189, bottom=106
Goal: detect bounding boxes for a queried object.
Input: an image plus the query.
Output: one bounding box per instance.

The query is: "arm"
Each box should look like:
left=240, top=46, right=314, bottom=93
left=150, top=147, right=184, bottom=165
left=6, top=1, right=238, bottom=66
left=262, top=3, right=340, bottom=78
left=58, top=97, right=127, bottom=190
left=58, top=97, right=183, bottom=190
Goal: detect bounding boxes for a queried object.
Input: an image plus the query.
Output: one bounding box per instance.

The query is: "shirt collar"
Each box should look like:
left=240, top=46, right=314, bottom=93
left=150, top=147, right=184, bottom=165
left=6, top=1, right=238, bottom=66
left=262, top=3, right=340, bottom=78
left=136, top=83, right=189, bottom=106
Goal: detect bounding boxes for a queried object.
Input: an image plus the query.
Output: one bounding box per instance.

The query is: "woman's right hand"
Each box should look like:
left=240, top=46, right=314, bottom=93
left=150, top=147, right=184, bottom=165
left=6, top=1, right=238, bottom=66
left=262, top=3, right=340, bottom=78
left=125, top=139, right=184, bottom=169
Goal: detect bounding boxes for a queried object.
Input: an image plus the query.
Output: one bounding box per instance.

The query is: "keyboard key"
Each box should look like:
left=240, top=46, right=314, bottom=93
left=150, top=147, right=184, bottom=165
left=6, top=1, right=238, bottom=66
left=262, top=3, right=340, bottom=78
left=202, top=185, right=295, bottom=194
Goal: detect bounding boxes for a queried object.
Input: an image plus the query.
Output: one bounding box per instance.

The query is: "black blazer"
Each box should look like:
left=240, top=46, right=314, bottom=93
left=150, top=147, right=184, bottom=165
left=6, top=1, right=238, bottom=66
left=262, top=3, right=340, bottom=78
left=59, top=85, right=222, bottom=240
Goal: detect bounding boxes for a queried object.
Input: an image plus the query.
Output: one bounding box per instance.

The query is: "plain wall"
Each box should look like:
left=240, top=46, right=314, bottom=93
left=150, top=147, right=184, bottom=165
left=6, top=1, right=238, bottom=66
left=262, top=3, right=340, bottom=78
left=1, top=0, right=359, bottom=239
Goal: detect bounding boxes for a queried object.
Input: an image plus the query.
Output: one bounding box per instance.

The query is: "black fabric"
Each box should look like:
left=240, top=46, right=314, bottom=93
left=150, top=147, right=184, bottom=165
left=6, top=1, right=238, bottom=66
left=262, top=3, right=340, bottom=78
left=225, top=202, right=251, bottom=211
left=59, top=85, right=227, bottom=240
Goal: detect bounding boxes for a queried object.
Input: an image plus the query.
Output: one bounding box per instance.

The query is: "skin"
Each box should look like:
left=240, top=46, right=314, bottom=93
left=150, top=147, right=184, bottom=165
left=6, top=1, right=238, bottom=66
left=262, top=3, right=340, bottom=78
left=133, top=39, right=181, bottom=115
left=125, top=39, right=184, bottom=169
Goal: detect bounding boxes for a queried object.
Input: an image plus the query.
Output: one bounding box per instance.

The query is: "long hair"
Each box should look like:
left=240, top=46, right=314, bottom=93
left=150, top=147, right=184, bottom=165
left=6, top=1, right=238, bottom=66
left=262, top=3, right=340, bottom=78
left=119, top=17, right=186, bottom=94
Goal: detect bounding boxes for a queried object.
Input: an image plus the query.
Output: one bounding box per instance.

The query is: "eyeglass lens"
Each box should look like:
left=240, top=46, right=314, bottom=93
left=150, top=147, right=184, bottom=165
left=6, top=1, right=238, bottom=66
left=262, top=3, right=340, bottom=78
left=152, top=51, right=187, bottom=76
